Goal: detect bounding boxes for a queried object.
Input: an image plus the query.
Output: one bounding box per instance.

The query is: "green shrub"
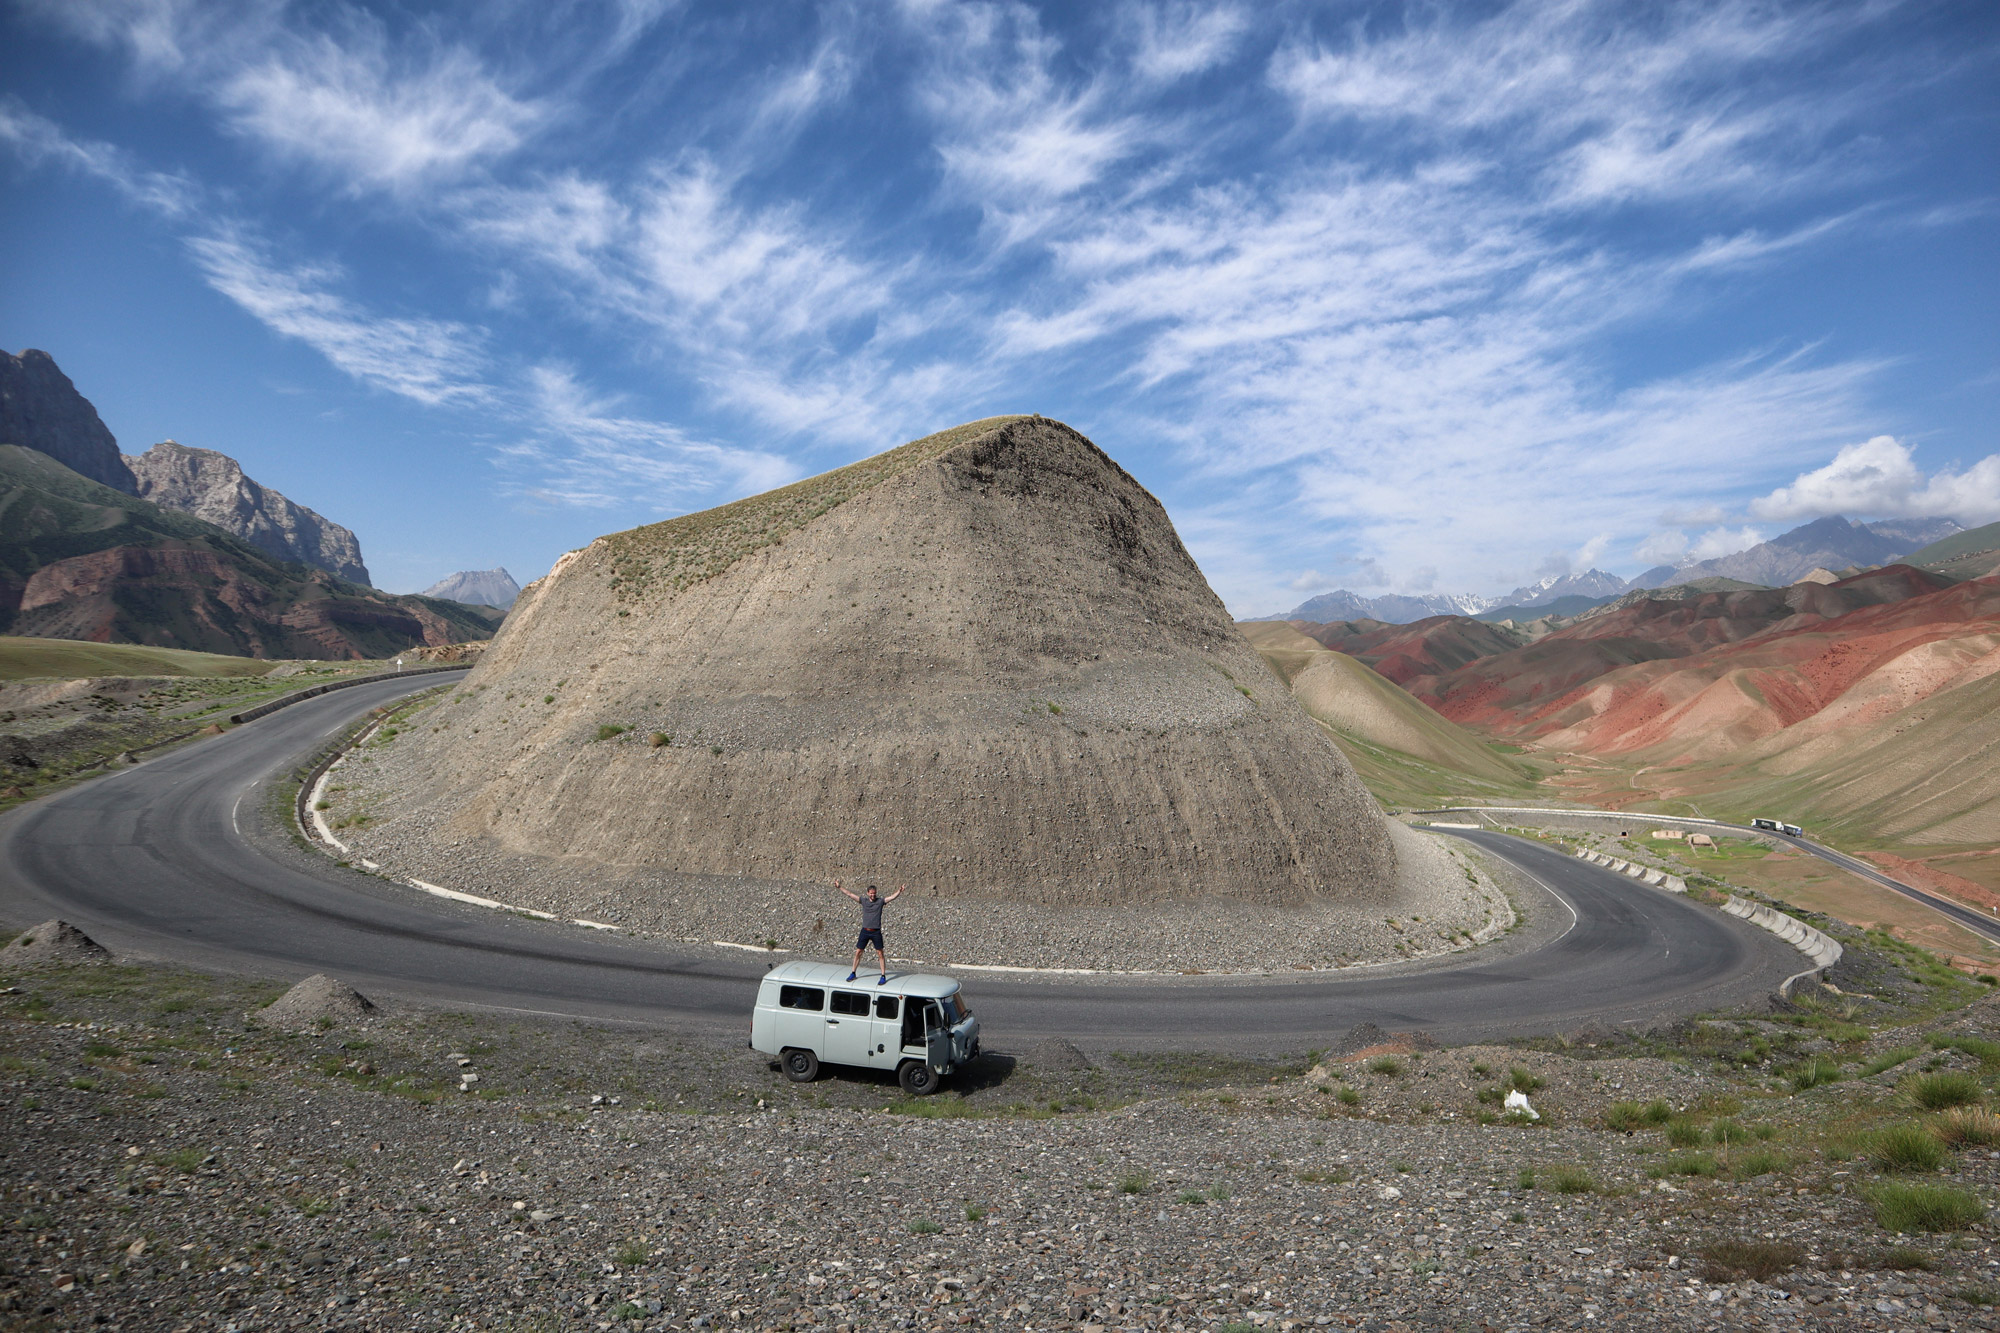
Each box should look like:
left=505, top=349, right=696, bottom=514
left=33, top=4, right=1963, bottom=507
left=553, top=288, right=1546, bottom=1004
left=1873, top=1123, right=1948, bottom=1173
left=614, top=1239, right=648, bottom=1267
left=1176, top=1190, right=1207, bottom=1205
left=1337, top=1086, right=1360, bottom=1106
left=907, top=1219, right=943, bottom=1235
left=963, top=1205, right=985, bottom=1221
left=1369, top=1057, right=1404, bottom=1076
left=1516, top=1167, right=1535, bottom=1190
left=1789, top=1058, right=1843, bottom=1091
left=648, top=732, right=670, bottom=748
left=1504, top=1066, right=1545, bottom=1093
left=1868, top=1181, right=1987, bottom=1232
left=1700, top=1239, right=1803, bottom=1283
left=1907, top=1072, right=1983, bottom=1110
left=1117, top=1172, right=1150, bottom=1194
left=594, top=724, right=627, bottom=741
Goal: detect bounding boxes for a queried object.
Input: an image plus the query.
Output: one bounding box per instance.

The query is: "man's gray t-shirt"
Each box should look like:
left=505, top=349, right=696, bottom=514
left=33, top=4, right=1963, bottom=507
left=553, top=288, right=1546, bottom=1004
left=860, top=897, right=885, bottom=930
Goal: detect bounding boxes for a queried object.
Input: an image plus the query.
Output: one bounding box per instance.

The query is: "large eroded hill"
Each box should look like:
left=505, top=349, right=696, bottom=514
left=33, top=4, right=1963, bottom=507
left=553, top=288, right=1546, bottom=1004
left=395, top=417, right=1398, bottom=906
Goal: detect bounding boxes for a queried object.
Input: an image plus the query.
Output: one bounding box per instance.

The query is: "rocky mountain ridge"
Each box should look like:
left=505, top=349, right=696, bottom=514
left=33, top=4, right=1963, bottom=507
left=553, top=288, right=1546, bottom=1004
left=2, top=347, right=371, bottom=584
left=126, top=440, right=370, bottom=584
left=419, top=568, right=520, bottom=609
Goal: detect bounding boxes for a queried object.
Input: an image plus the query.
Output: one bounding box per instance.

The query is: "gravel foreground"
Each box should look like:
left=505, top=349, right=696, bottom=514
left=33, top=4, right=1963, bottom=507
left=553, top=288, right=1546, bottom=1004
left=7, top=950, right=2000, bottom=1332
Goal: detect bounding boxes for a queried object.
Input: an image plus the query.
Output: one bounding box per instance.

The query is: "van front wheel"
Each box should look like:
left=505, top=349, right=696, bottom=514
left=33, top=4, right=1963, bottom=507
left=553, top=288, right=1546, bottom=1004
left=781, top=1049, right=819, bottom=1082
left=898, top=1060, right=940, bottom=1097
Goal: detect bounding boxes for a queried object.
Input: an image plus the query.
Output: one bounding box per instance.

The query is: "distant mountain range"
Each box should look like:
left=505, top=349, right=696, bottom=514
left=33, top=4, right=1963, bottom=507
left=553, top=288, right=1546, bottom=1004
left=0, top=445, right=497, bottom=657
left=419, top=568, right=520, bottom=609
left=2, top=348, right=371, bottom=584
left=1269, top=516, right=1966, bottom=624
left=0, top=348, right=501, bottom=658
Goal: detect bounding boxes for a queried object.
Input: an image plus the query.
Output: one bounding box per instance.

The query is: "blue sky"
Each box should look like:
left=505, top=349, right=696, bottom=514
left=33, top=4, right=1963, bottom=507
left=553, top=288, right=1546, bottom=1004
left=2, top=0, right=1996, bottom=611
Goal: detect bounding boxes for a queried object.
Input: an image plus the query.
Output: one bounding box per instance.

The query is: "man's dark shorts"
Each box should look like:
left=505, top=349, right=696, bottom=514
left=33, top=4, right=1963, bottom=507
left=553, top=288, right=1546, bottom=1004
left=855, top=927, right=884, bottom=952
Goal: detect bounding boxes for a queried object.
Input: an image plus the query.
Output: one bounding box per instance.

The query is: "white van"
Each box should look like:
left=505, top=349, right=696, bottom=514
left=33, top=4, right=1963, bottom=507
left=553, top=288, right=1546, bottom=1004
left=749, top=961, right=981, bottom=1096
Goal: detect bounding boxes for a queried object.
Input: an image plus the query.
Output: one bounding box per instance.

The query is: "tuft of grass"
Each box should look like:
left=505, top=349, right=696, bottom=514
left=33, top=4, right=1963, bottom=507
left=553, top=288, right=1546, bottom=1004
left=1873, top=1123, right=1949, bottom=1172
left=1649, top=1153, right=1720, bottom=1178
left=648, top=732, right=670, bottom=748
left=1868, top=1181, right=1987, bottom=1232
left=1709, top=1119, right=1754, bottom=1145
left=907, top=1219, right=943, bottom=1235
left=1731, top=1148, right=1786, bottom=1178
left=1337, top=1086, right=1360, bottom=1106
left=1932, top=1035, right=2000, bottom=1067
left=1789, top=1057, right=1844, bottom=1092
left=1548, top=1166, right=1598, bottom=1195
left=1604, top=1099, right=1674, bottom=1132
left=1516, top=1167, right=1536, bottom=1191
left=594, top=724, right=628, bottom=741
left=1368, top=1056, right=1404, bottom=1077
left=963, top=1205, right=985, bottom=1222
left=1700, top=1239, right=1803, bottom=1283
left=614, top=1239, right=648, bottom=1267
left=1863, top=1046, right=1923, bottom=1078
left=1874, top=1244, right=1936, bottom=1271
left=1935, top=1106, right=2000, bottom=1148
left=1664, top=1118, right=1706, bottom=1149
left=1906, top=1071, right=1984, bottom=1110
left=1117, top=1172, right=1150, bottom=1195
left=1176, top=1190, right=1208, bottom=1205
left=1503, top=1066, right=1545, bottom=1093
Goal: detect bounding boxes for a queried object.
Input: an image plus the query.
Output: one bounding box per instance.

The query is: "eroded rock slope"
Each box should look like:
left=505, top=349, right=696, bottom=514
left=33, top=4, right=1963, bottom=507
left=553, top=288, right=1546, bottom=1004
left=399, top=416, right=1397, bottom=906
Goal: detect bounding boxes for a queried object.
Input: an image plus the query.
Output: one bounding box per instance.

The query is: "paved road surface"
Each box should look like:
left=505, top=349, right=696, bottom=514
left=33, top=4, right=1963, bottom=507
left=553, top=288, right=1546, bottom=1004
left=0, top=677, right=1799, bottom=1049
left=1417, top=805, right=2000, bottom=948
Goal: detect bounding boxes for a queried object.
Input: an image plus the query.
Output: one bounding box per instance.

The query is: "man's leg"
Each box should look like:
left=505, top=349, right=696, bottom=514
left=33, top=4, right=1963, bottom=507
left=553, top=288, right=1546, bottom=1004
left=848, top=940, right=862, bottom=982
left=874, top=939, right=889, bottom=981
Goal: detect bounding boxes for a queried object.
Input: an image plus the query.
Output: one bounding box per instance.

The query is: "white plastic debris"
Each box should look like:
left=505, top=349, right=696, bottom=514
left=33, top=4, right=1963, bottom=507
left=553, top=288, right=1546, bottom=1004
left=1503, top=1089, right=1540, bottom=1120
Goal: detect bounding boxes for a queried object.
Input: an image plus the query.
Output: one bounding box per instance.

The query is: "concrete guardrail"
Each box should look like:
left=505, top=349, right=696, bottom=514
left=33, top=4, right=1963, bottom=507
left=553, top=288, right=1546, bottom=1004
left=229, top=663, right=470, bottom=725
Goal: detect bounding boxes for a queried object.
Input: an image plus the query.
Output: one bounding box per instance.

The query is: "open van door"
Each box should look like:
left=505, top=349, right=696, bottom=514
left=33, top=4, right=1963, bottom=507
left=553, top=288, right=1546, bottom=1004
left=925, top=1002, right=952, bottom=1073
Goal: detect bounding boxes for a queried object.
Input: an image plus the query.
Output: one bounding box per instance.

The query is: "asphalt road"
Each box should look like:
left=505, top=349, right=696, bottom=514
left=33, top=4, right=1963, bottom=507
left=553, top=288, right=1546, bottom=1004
left=0, top=677, right=1799, bottom=1049
left=1417, top=805, right=2000, bottom=948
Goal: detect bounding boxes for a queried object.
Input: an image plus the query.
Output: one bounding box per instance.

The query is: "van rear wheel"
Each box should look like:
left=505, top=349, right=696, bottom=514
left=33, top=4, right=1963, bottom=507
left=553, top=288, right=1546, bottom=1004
left=781, top=1048, right=819, bottom=1082
left=898, top=1059, right=940, bottom=1097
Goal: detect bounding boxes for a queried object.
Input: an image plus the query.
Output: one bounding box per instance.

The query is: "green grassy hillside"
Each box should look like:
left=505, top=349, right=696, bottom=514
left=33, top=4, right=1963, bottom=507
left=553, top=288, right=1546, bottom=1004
left=1240, top=621, right=1543, bottom=809
left=0, top=637, right=279, bottom=681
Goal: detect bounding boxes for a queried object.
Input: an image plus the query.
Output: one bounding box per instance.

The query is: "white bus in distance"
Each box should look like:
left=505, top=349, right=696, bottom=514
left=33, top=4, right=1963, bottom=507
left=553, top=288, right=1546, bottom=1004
left=749, top=961, right=981, bottom=1096
left=1751, top=818, right=1804, bottom=837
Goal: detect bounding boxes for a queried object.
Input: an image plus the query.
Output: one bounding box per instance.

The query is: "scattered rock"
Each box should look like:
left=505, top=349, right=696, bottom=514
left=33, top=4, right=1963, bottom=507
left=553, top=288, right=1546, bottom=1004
left=1, top=919, right=111, bottom=966
left=1027, top=1037, right=1092, bottom=1071
left=254, top=973, right=375, bottom=1030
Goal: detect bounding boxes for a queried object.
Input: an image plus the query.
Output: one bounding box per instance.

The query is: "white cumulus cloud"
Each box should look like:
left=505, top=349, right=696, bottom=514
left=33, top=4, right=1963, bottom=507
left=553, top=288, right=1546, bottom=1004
left=1752, top=435, right=2000, bottom=525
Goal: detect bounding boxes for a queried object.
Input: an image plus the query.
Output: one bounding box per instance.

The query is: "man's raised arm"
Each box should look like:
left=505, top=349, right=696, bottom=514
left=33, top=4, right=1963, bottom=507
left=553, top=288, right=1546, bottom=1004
left=886, top=883, right=907, bottom=902
left=834, top=878, right=861, bottom=902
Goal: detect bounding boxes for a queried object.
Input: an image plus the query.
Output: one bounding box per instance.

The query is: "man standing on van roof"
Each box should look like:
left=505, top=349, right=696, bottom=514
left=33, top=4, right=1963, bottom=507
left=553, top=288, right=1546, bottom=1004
left=836, top=880, right=903, bottom=985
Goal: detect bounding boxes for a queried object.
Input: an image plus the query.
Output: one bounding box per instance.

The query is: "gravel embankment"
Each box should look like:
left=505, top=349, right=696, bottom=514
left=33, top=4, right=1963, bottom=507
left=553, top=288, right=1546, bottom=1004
left=326, top=726, right=1511, bottom=974
left=7, top=956, right=2000, bottom=1331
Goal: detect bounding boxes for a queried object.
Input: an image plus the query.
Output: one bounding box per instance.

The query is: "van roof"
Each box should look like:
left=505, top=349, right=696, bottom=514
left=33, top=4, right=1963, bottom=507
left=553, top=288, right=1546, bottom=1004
left=760, top=959, right=960, bottom=998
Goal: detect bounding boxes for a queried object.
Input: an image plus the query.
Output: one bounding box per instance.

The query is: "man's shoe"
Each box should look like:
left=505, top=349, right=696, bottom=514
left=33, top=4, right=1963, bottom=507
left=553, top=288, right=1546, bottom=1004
left=846, top=972, right=857, bottom=982
left=877, top=974, right=888, bottom=986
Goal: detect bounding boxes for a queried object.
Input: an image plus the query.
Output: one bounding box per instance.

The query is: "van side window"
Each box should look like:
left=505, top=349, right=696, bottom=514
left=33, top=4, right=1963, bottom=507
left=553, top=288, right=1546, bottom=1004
left=874, top=995, right=899, bottom=1020
left=778, top=985, right=824, bottom=1011
left=829, top=991, right=869, bottom=1016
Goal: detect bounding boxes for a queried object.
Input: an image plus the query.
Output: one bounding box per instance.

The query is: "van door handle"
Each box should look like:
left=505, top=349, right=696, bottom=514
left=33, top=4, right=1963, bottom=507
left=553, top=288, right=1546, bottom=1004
left=827, top=1019, right=839, bottom=1024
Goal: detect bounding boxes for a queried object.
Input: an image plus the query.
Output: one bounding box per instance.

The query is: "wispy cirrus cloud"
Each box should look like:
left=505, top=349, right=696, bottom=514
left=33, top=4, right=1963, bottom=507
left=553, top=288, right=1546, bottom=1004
left=185, top=230, right=495, bottom=407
